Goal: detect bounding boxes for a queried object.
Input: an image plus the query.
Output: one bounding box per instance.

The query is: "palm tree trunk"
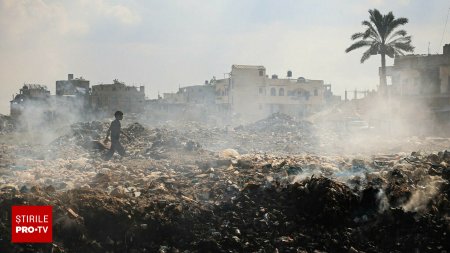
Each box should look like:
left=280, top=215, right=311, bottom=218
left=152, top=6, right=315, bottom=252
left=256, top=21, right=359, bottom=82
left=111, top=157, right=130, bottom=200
left=380, top=53, right=387, bottom=95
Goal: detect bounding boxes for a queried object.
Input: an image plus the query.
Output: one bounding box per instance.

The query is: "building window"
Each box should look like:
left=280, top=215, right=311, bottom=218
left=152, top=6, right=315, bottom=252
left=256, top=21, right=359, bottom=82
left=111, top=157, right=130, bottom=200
left=259, top=88, right=263, bottom=94
left=279, top=88, right=284, bottom=96
left=314, top=89, right=318, bottom=96
left=259, top=70, right=264, bottom=76
left=270, top=88, right=276, bottom=96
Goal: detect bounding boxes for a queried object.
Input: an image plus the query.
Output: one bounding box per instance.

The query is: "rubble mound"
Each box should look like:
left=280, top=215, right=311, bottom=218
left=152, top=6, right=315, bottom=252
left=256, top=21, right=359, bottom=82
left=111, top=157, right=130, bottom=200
left=2, top=118, right=450, bottom=252
left=291, top=176, right=359, bottom=225
left=1, top=152, right=450, bottom=252
left=51, top=121, right=109, bottom=149
left=241, top=112, right=314, bottom=133
left=123, top=122, right=147, bottom=138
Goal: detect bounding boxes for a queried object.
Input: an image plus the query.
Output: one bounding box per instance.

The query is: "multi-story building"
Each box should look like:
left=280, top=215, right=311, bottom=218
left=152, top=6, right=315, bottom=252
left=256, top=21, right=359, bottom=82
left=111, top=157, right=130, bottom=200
left=90, top=79, right=145, bottom=114
left=56, top=74, right=90, bottom=96
left=55, top=74, right=90, bottom=109
left=383, top=44, right=450, bottom=133
left=215, top=65, right=336, bottom=120
left=386, top=44, right=450, bottom=97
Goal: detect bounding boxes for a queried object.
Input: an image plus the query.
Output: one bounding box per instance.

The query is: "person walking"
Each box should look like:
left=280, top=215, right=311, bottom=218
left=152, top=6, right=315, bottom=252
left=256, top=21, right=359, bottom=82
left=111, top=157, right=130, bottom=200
left=103, top=111, right=130, bottom=160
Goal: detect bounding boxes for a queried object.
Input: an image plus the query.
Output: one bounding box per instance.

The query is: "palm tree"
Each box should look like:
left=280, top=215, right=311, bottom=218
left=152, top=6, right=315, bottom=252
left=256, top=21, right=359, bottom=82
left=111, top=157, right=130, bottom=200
left=345, top=9, right=414, bottom=94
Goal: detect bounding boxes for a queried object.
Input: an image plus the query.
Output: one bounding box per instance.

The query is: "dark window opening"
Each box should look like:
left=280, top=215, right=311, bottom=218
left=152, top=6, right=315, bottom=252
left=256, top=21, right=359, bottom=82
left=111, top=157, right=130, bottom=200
left=270, top=88, right=276, bottom=96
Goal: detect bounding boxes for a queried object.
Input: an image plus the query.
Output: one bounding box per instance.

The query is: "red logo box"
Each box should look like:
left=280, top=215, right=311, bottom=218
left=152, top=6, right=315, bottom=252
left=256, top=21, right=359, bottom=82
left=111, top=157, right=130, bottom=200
left=11, top=206, right=52, bottom=243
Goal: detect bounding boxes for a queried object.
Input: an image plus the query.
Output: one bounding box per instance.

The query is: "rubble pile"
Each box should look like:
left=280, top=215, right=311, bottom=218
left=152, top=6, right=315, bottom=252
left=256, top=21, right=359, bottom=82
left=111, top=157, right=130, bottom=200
left=169, top=114, right=450, bottom=156
left=1, top=144, right=450, bottom=251
left=51, top=121, right=110, bottom=150
left=169, top=113, right=319, bottom=154
left=240, top=112, right=313, bottom=133
left=1, top=119, right=450, bottom=251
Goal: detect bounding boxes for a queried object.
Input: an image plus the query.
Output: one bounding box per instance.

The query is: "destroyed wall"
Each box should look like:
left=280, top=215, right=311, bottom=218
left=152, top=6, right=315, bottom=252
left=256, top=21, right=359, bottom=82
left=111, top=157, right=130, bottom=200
left=56, top=74, right=90, bottom=96
left=161, top=85, right=215, bottom=105
left=178, top=85, right=215, bottom=105
left=155, top=84, right=222, bottom=123
left=382, top=45, right=450, bottom=133
left=90, top=80, right=145, bottom=114
left=9, top=84, right=51, bottom=118
left=387, top=44, right=450, bottom=96
left=215, top=78, right=230, bottom=102
left=56, top=74, right=90, bottom=110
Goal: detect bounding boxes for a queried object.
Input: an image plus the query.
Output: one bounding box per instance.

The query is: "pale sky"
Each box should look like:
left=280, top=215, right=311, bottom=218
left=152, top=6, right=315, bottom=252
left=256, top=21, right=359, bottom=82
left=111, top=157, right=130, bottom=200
left=0, top=0, right=448, bottom=114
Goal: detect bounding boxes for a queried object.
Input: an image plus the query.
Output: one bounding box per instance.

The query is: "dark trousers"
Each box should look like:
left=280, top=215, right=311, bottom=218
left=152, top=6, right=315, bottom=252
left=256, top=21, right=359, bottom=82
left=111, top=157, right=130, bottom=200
left=104, top=139, right=125, bottom=160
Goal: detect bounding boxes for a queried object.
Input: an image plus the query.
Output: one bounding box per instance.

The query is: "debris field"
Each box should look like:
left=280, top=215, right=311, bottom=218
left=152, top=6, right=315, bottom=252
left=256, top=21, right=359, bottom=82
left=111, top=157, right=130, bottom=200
left=0, top=114, right=450, bottom=252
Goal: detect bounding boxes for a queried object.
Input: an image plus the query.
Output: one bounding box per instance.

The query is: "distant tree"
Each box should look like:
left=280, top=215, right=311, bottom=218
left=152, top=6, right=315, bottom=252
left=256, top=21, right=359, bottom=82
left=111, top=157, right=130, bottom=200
left=345, top=9, right=414, bottom=94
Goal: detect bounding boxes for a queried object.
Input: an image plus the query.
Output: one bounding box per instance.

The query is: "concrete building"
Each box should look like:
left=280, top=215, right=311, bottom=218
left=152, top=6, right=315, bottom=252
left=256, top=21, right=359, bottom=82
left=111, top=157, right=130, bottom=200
left=56, top=74, right=90, bottom=109
left=56, top=74, right=90, bottom=96
left=384, top=44, right=450, bottom=134
left=214, top=78, right=231, bottom=112
left=220, top=65, right=337, bottom=120
left=91, top=79, right=145, bottom=114
left=10, top=84, right=51, bottom=117
left=158, top=83, right=216, bottom=120
left=163, top=84, right=215, bottom=105
left=386, top=44, right=450, bottom=97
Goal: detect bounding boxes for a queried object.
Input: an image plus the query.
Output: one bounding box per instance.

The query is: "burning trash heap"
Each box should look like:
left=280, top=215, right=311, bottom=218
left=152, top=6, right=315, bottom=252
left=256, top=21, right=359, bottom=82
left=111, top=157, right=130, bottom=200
left=0, top=114, right=450, bottom=252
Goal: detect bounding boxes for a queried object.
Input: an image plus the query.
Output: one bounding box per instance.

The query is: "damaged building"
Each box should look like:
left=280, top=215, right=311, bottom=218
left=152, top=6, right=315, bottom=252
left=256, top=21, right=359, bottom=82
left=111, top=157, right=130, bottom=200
left=386, top=44, right=450, bottom=97
left=10, top=84, right=51, bottom=118
left=385, top=44, right=450, bottom=128
left=160, top=83, right=215, bottom=113
left=9, top=75, right=147, bottom=124
left=55, top=74, right=90, bottom=109
left=9, top=74, right=92, bottom=125
left=163, top=84, right=215, bottom=105
left=90, top=79, right=145, bottom=114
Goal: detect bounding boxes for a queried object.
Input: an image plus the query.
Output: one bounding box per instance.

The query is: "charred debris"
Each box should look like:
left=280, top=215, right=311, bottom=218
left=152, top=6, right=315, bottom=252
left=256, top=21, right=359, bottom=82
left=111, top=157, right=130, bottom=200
left=0, top=113, right=450, bottom=252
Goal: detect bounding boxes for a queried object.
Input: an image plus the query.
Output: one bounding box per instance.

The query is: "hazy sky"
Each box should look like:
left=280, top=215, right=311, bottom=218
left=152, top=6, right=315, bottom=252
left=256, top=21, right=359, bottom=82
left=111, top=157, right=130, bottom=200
left=0, top=0, right=448, bottom=114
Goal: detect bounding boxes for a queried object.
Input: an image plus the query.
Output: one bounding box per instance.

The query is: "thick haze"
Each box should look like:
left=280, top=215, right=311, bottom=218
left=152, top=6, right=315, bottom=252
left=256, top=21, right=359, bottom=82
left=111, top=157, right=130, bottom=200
left=0, top=0, right=448, bottom=115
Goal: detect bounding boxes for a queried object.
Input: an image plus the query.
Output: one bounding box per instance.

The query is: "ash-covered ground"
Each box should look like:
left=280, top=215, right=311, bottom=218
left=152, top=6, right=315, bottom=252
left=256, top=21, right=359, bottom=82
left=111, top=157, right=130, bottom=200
left=1, top=113, right=450, bottom=252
